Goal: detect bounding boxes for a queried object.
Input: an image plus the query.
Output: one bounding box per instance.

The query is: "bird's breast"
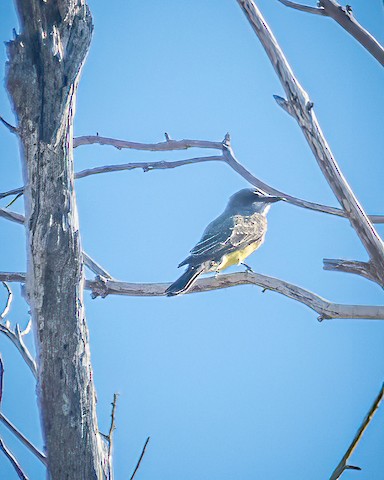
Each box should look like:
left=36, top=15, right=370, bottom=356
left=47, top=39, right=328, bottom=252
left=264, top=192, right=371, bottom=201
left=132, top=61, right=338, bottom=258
left=217, top=236, right=265, bottom=271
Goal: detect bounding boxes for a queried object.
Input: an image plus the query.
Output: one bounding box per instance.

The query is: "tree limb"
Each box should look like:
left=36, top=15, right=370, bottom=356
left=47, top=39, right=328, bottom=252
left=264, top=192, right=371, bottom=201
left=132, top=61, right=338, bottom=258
left=237, top=0, right=384, bottom=286
left=2, top=144, right=384, bottom=224
left=329, top=383, right=384, bottom=480
left=0, top=412, right=46, bottom=465
left=278, top=0, right=384, bottom=66
left=323, top=259, right=379, bottom=284
left=1, top=271, right=381, bottom=320
left=129, top=437, right=150, bottom=480
left=319, top=0, right=384, bottom=66
left=278, top=0, right=326, bottom=15
left=74, top=135, right=223, bottom=151
left=0, top=436, right=29, bottom=480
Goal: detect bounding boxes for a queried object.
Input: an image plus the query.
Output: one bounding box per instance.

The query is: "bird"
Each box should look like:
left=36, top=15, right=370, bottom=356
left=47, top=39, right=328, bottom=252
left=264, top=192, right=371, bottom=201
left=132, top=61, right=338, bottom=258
left=165, top=188, right=283, bottom=296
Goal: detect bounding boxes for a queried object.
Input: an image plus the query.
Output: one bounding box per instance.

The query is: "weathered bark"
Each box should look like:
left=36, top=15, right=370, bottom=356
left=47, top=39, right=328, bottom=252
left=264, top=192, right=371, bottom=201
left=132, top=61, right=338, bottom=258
left=6, top=1, right=107, bottom=478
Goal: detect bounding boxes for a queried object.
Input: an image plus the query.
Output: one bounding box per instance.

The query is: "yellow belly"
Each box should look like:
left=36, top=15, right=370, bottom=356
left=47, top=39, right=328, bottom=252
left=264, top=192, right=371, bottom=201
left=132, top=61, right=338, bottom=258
left=217, top=240, right=263, bottom=271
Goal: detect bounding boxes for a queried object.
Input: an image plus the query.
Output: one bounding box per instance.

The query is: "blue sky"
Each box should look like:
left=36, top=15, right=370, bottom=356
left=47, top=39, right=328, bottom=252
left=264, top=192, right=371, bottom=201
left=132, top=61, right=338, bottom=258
left=0, top=1, right=383, bottom=478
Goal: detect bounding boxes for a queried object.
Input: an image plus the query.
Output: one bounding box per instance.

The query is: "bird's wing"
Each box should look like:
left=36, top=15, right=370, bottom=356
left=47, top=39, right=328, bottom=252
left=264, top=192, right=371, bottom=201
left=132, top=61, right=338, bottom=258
left=178, top=213, right=267, bottom=267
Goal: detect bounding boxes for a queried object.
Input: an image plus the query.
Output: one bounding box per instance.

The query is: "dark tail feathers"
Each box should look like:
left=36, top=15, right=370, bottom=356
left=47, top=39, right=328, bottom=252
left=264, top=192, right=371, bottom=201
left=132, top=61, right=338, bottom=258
left=166, top=265, right=204, bottom=296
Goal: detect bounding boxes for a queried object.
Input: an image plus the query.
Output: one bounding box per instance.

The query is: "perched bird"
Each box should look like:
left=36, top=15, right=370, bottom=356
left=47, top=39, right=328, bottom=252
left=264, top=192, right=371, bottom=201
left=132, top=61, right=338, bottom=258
left=166, top=188, right=283, bottom=296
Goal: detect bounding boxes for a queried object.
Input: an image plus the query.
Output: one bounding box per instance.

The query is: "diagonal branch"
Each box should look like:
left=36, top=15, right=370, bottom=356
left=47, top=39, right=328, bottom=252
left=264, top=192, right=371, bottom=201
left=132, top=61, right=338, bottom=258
left=0, top=436, right=29, bottom=480
left=329, top=383, right=384, bottom=480
left=130, top=437, right=150, bottom=480
left=0, top=282, right=13, bottom=320
left=278, top=0, right=326, bottom=15
left=0, top=321, right=37, bottom=378
left=0, top=412, right=46, bottom=465
left=319, top=0, right=384, bottom=66
left=83, top=252, right=113, bottom=280
left=237, top=0, right=384, bottom=286
left=278, top=0, right=384, bottom=66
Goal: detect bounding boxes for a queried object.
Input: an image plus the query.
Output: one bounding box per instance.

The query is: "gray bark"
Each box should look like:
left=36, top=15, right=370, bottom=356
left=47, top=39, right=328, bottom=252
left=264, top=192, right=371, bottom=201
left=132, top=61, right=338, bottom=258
left=6, top=0, right=107, bottom=478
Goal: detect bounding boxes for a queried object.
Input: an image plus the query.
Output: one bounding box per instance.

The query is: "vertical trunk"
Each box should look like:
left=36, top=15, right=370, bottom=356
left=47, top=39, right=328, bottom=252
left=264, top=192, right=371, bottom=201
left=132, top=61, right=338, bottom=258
left=6, top=1, right=107, bottom=478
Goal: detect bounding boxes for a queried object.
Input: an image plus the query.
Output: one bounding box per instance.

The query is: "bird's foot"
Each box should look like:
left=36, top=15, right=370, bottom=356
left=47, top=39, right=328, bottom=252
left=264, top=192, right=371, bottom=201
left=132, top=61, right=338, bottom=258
left=241, top=262, right=254, bottom=273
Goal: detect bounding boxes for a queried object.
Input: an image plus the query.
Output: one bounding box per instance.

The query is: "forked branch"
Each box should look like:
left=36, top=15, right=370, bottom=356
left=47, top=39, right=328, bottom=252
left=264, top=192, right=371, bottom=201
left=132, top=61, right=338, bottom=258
left=237, top=0, right=384, bottom=286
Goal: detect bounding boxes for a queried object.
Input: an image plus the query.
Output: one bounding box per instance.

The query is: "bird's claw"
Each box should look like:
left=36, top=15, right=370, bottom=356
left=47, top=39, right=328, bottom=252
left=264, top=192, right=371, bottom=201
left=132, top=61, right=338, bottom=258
left=241, top=262, right=254, bottom=273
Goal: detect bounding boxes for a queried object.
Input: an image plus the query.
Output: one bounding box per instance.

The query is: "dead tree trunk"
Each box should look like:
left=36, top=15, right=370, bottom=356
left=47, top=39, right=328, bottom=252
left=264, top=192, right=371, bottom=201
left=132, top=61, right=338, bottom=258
left=6, top=1, right=107, bottom=478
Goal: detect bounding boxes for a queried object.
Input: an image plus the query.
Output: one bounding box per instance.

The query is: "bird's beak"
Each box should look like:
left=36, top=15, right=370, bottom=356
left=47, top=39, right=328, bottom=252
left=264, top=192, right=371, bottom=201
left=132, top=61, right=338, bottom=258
left=262, top=195, right=285, bottom=203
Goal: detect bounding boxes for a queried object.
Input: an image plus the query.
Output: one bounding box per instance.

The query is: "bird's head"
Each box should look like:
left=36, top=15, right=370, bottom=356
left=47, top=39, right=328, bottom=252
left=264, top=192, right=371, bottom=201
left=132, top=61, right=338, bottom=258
left=227, top=188, right=284, bottom=214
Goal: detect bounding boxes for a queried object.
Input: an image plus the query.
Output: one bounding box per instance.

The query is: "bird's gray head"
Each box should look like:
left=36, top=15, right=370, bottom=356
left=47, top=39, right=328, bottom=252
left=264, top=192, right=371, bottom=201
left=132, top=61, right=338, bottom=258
left=226, top=188, right=283, bottom=215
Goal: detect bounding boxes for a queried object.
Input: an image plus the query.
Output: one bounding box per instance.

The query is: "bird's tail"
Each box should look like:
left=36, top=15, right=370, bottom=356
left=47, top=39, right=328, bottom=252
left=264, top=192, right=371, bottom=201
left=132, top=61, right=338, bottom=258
left=165, top=265, right=204, bottom=296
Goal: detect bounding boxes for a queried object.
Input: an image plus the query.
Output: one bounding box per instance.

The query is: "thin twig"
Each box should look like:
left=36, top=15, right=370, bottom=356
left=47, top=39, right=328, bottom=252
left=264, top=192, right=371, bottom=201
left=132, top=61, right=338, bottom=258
left=1, top=270, right=383, bottom=320
left=329, top=383, right=384, bottom=480
left=237, top=0, right=384, bottom=286
left=107, top=393, right=118, bottom=477
left=0, top=436, right=29, bottom=480
left=130, top=437, right=150, bottom=480
left=0, top=115, right=17, bottom=134
left=0, top=412, right=46, bottom=465
left=0, top=282, right=13, bottom=320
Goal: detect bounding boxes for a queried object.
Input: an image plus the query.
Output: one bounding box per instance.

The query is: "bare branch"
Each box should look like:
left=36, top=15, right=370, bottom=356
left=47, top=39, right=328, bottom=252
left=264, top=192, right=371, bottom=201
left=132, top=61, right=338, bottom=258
left=278, top=0, right=326, bottom=15
left=323, top=259, right=379, bottom=283
left=0, top=436, right=29, bottom=480
left=319, top=0, right=384, bottom=66
left=0, top=356, right=3, bottom=406
left=75, top=155, right=223, bottom=179
left=237, top=0, right=384, bottom=286
left=0, top=322, right=37, bottom=378
left=107, top=393, right=118, bottom=477
left=278, top=0, right=384, bottom=65
left=0, top=208, right=24, bottom=225
left=74, top=135, right=223, bottom=151
left=0, top=187, right=24, bottom=200
left=1, top=270, right=383, bottom=320
left=83, top=252, right=113, bottom=280
left=329, top=383, right=384, bottom=480
left=0, top=412, right=46, bottom=465
left=0, top=282, right=13, bottom=320
left=130, top=437, right=150, bottom=480
left=0, top=115, right=17, bottom=134
left=2, top=150, right=384, bottom=224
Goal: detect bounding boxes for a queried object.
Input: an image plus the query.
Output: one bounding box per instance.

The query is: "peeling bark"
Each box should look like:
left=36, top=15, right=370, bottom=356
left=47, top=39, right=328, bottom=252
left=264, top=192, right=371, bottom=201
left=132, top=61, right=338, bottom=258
left=6, top=0, right=107, bottom=478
